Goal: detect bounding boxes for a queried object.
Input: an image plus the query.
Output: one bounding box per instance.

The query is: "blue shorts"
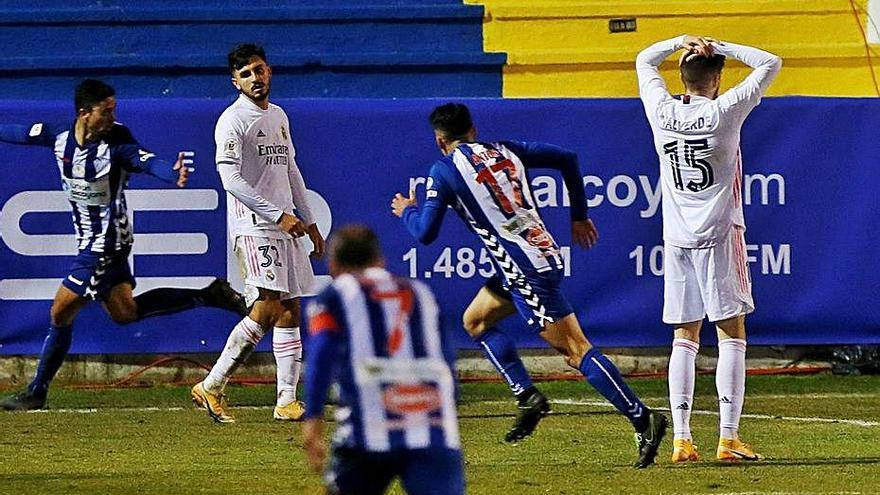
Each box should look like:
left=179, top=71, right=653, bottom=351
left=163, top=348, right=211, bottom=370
left=62, top=248, right=135, bottom=300
left=486, top=269, right=574, bottom=331
left=325, top=447, right=464, bottom=495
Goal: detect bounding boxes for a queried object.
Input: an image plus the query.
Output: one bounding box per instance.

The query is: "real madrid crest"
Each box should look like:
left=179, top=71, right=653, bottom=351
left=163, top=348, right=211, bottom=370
left=72, top=164, right=86, bottom=177
left=280, top=126, right=288, bottom=141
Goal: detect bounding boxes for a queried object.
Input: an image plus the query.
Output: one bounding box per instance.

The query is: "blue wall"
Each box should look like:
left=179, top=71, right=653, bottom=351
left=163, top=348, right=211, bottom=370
left=1, top=97, right=878, bottom=355
left=0, top=1, right=504, bottom=98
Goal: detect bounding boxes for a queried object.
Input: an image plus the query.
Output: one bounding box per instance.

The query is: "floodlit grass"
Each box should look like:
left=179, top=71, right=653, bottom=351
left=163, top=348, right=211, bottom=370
left=1, top=374, right=878, bottom=494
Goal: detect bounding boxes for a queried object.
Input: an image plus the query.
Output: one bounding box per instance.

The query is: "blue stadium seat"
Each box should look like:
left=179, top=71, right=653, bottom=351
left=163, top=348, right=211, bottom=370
left=0, top=2, right=505, bottom=98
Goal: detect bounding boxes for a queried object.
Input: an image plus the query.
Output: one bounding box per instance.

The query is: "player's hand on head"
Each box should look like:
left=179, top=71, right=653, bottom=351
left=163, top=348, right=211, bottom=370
left=572, top=218, right=599, bottom=249
left=278, top=212, right=307, bottom=238
left=307, top=223, right=325, bottom=258
left=681, top=35, right=715, bottom=61
left=173, top=151, right=190, bottom=188
left=391, top=185, right=418, bottom=218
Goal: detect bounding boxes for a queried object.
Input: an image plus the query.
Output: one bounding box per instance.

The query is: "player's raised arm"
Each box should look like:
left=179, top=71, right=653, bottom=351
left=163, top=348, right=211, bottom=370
left=0, top=122, right=58, bottom=147
left=392, top=162, right=454, bottom=245
left=713, top=40, right=782, bottom=110
left=113, top=126, right=189, bottom=187
left=636, top=35, right=687, bottom=109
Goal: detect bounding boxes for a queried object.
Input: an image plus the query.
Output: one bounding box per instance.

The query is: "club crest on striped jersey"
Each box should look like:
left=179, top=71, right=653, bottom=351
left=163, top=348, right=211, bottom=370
left=383, top=384, right=442, bottom=415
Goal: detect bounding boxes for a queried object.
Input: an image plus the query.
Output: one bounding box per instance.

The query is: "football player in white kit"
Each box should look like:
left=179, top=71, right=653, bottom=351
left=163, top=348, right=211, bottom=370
left=192, top=44, right=326, bottom=423
left=636, top=35, right=781, bottom=462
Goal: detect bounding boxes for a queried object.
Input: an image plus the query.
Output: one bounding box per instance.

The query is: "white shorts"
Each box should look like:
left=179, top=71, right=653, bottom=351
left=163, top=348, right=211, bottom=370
left=663, top=227, right=755, bottom=325
left=234, top=235, right=316, bottom=307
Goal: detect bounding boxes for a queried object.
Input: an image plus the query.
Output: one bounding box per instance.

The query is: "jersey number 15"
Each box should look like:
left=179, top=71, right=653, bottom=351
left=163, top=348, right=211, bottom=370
left=662, top=138, right=714, bottom=192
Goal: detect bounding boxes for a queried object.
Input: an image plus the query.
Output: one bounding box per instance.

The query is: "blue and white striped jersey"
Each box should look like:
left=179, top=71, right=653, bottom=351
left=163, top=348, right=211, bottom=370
left=0, top=121, right=178, bottom=253
left=403, top=141, right=588, bottom=284
left=304, top=267, right=460, bottom=453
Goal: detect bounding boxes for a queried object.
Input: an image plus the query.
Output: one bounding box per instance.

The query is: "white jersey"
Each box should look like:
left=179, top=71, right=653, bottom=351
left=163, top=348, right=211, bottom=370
left=214, top=95, right=314, bottom=240
left=637, top=36, right=781, bottom=248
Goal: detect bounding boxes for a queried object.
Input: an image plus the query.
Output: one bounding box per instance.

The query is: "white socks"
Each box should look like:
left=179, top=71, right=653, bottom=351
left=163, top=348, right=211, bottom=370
left=716, top=338, right=747, bottom=439
left=203, top=317, right=266, bottom=394
left=273, top=326, right=303, bottom=407
left=201, top=318, right=303, bottom=407
left=669, top=338, right=699, bottom=440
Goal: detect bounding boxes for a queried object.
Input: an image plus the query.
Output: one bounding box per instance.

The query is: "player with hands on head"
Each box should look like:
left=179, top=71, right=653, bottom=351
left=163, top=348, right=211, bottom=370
left=392, top=103, right=667, bottom=468
left=0, top=79, right=247, bottom=411
left=636, top=34, right=781, bottom=463
left=191, top=43, right=325, bottom=425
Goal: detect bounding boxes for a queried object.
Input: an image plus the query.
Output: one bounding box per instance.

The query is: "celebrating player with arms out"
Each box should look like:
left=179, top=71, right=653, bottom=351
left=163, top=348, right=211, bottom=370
left=303, top=225, right=464, bottom=495
left=392, top=103, right=667, bottom=468
left=191, top=44, right=325, bottom=423
left=0, top=79, right=246, bottom=411
left=636, top=35, right=781, bottom=462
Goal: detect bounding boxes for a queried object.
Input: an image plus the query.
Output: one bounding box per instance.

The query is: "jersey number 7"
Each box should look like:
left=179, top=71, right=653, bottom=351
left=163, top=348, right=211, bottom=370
left=369, top=286, right=414, bottom=355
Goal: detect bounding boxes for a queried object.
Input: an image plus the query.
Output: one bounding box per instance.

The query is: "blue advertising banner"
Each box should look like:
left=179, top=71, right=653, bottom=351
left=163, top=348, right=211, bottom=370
left=0, top=97, right=878, bottom=354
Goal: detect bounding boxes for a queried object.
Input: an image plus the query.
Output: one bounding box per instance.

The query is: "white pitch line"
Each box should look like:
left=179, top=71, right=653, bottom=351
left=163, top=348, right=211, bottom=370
left=550, top=399, right=879, bottom=428
left=19, top=395, right=880, bottom=428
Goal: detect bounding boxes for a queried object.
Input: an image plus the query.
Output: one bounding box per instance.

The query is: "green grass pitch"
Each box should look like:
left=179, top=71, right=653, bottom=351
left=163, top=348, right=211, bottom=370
left=2, top=373, right=878, bottom=494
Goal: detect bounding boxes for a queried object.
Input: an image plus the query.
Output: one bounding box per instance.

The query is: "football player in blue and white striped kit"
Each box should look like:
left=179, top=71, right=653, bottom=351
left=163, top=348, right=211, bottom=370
left=302, top=225, right=464, bottom=495
left=0, top=79, right=246, bottom=411
left=391, top=103, right=667, bottom=468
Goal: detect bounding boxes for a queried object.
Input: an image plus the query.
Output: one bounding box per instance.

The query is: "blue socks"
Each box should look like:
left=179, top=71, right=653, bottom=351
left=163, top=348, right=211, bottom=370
left=475, top=328, right=534, bottom=396
left=27, top=324, right=73, bottom=398
left=579, top=347, right=648, bottom=431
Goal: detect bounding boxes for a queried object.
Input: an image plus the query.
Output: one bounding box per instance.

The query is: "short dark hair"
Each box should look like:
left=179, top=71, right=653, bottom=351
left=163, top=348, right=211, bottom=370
left=330, top=225, right=382, bottom=269
left=429, top=103, right=473, bottom=141
left=228, top=43, right=267, bottom=73
left=680, top=54, right=726, bottom=89
left=74, top=79, right=115, bottom=113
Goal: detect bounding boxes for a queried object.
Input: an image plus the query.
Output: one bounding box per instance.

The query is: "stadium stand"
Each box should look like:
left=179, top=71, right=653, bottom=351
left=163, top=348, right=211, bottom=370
left=0, top=0, right=506, bottom=98
left=467, top=0, right=880, bottom=97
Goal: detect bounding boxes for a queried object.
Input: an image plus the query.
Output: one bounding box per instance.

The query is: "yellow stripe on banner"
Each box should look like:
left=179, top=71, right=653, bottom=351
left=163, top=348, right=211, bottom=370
left=466, top=0, right=880, bottom=97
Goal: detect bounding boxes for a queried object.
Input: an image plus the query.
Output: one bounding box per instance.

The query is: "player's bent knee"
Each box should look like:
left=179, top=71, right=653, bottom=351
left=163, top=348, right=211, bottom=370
left=50, top=301, right=81, bottom=326
left=250, top=300, right=285, bottom=328
left=50, top=306, right=74, bottom=327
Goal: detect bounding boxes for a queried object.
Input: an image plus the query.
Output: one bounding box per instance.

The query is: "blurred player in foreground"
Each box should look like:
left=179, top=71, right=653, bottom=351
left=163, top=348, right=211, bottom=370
left=191, top=44, right=325, bottom=423
left=0, top=79, right=246, bottom=411
left=391, top=103, right=667, bottom=468
left=302, top=225, right=464, bottom=495
left=636, top=35, right=781, bottom=462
